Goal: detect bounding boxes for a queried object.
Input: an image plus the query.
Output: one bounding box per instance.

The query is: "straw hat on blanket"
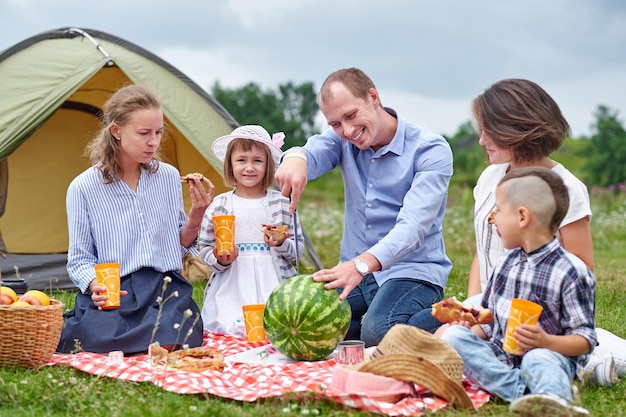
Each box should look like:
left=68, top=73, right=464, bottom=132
left=347, top=324, right=475, bottom=410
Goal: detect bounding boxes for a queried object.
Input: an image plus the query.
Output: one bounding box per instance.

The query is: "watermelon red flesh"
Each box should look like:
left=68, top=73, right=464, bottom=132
left=263, top=275, right=351, bottom=361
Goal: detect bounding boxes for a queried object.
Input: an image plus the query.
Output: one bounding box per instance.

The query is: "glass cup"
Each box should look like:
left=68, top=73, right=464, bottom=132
left=95, top=262, right=121, bottom=309
left=212, top=215, right=236, bottom=256
left=334, top=340, right=365, bottom=365
left=503, top=298, right=543, bottom=355
left=242, top=304, right=266, bottom=342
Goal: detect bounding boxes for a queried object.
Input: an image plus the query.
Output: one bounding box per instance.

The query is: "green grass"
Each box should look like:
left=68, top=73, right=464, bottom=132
left=1, top=180, right=626, bottom=417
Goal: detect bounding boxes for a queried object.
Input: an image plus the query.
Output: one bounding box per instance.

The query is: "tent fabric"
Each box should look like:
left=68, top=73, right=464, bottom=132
left=0, top=27, right=322, bottom=290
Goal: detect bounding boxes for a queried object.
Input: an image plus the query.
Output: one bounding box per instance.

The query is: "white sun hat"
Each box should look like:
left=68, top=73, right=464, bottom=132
left=212, top=125, right=285, bottom=167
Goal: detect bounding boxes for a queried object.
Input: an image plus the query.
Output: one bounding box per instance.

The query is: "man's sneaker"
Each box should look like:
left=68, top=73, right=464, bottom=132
left=582, top=350, right=618, bottom=386
left=597, top=327, right=626, bottom=377
left=510, top=394, right=589, bottom=417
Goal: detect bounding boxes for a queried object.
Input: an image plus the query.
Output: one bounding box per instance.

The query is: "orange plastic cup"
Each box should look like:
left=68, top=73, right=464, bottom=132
left=212, top=215, right=235, bottom=256
left=95, top=263, right=121, bottom=309
left=242, top=304, right=266, bottom=342
left=503, top=298, right=543, bottom=355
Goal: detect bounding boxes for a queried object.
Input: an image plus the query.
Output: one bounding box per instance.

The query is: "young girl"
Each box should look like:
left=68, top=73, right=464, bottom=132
left=199, top=125, right=303, bottom=335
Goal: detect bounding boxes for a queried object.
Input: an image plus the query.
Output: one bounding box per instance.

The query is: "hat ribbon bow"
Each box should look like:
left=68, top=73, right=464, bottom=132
left=271, top=132, right=285, bottom=149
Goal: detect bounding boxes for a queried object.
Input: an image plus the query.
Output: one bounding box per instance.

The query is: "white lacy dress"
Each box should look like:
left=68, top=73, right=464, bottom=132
left=201, top=194, right=281, bottom=335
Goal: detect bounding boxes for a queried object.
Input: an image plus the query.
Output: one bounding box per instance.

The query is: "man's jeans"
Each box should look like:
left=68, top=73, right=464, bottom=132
left=440, top=325, right=576, bottom=403
left=346, top=275, right=444, bottom=346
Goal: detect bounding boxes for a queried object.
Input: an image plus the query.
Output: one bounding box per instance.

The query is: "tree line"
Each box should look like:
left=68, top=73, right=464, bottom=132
left=212, top=82, right=626, bottom=189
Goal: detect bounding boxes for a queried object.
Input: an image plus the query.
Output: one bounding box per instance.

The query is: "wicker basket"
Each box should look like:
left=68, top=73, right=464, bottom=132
left=0, top=299, right=64, bottom=369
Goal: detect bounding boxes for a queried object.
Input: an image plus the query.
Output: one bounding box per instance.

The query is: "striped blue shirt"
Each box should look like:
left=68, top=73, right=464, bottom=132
left=481, top=237, right=597, bottom=368
left=66, top=163, right=190, bottom=293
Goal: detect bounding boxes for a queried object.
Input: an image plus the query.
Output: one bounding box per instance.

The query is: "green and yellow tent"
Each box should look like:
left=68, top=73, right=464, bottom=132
left=0, top=27, right=321, bottom=290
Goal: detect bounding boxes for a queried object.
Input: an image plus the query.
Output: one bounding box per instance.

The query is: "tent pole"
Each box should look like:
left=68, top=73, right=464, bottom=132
left=65, top=28, right=115, bottom=66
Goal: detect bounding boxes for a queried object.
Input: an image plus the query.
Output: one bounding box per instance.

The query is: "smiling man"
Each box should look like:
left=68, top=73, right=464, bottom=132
left=275, top=67, right=453, bottom=346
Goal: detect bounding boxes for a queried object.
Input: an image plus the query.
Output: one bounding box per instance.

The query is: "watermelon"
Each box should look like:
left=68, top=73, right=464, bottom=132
left=263, top=275, right=351, bottom=361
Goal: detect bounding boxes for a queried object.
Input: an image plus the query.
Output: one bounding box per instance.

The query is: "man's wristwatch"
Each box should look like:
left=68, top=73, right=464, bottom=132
left=352, top=257, right=371, bottom=276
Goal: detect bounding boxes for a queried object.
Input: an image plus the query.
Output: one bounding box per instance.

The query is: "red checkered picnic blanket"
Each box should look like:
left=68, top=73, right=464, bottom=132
left=49, top=332, right=490, bottom=416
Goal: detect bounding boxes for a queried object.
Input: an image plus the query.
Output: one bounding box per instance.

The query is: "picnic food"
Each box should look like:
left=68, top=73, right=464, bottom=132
left=263, top=275, right=351, bottom=361
left=487, top=210, right=497, bottom=224
left=431, top=296, right=494, bottom=326
left=0, top=286, right=18, bottom=305
left=260, top=224, right=288, bottom=241
left=180, top=172, right=204, bottom=182
left=18, top=290, right=51, bottom=306
left=10, top=300, right=32, bottom=306
left=149, top=343, right=227, bottom=372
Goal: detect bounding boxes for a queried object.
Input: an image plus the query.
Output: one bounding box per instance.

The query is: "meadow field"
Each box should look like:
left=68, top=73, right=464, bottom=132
left=1, top=172, right=625, bottom=416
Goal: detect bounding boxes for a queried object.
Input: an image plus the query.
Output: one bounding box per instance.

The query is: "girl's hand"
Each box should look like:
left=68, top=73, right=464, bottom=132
left=214, top=246, right=239, bottom=266
left=263, top=232, right=288, bottom=247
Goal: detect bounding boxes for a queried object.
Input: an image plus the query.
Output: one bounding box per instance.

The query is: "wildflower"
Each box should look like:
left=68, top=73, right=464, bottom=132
left=151, top=273, right=199, bottom=348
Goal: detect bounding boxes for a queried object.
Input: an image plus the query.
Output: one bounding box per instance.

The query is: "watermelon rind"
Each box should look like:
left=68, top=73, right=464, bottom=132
left=263, top=275, right=351, bottom=361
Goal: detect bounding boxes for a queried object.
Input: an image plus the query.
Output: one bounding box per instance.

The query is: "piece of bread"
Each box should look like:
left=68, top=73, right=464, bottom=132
left=180, top=172, right=205, bottom=182
left=431, top=296, right=494, bottom=326
left=261, top=224, right=288, bottom=241
left=149, top=344, right=226, bottom=372
left=167, top=346, right=227, bottom=372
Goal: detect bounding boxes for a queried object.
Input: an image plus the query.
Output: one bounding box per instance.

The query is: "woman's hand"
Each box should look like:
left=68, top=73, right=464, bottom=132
left=186, top=176, right=215, bottom=224
left=88, top=279, right=127, bottom=310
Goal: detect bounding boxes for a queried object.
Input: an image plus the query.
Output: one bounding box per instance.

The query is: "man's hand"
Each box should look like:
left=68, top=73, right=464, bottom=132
left=312, top=261, right=364, bottom=301
left=275, top=152, right=308, bottom=212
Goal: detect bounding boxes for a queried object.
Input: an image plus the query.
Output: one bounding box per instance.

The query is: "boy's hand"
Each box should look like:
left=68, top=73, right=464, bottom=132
left=513, top=324, right=547, bottom=350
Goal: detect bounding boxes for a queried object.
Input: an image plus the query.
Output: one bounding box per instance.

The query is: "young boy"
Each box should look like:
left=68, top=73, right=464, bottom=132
left=439, top=166, right=596, bottom=416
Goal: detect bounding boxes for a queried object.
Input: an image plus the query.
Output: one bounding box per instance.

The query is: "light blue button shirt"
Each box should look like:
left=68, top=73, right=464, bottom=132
left=66, top=163, right=191, bottom=293
left=298, top=109, right=452, bottom=289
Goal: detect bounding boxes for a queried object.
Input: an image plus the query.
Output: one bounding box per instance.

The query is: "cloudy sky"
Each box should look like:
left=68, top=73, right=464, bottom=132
left=1, top=0, right=625, bottom=137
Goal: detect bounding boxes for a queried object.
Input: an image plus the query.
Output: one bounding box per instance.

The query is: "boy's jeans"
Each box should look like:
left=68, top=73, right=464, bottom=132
left=440, top=325, right=576, bottom=403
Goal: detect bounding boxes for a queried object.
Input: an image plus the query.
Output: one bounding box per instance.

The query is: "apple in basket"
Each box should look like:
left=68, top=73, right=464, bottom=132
left=0, top=286, right=18, bottom=305
left=18, top=290, right=51, bottom=306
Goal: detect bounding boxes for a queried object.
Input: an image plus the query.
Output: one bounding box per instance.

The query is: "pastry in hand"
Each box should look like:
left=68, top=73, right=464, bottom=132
left=431, top=296, right=494, bottom=326
left=180, top=172, right=205, bottom=182
left=260, top=224, right=288, bottom=241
